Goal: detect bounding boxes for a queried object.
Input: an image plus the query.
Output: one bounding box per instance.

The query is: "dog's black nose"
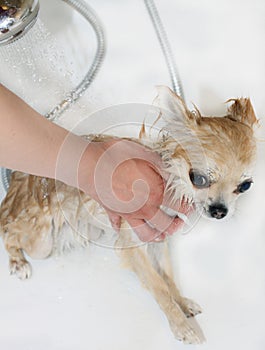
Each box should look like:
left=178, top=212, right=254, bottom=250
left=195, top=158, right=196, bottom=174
left=209, top=204, right=228, bottom=219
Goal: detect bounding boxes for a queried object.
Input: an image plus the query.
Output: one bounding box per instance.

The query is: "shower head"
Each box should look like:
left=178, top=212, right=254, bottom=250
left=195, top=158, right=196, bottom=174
left=0, top=0, right=39, bottom=45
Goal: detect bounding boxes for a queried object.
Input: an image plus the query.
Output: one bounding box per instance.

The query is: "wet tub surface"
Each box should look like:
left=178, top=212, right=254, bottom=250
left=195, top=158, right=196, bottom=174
left=0, top=0, right=264, bottom=349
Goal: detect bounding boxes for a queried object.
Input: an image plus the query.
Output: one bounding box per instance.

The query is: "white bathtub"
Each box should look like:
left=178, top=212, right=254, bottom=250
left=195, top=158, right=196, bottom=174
left=0, top=1, right=264, bottom=350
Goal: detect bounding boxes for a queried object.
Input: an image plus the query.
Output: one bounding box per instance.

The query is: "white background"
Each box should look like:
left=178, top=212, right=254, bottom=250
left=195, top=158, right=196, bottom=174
left=0, top=0, right=264, bottom=349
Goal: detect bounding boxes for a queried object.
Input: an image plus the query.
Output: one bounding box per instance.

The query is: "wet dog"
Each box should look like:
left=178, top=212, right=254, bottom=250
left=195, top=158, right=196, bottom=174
left=0, top=86, right=258, bottom=343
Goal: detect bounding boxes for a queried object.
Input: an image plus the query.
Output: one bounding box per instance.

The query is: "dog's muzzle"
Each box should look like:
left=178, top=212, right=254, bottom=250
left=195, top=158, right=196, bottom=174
left=208, top=204, right=228, bottom=219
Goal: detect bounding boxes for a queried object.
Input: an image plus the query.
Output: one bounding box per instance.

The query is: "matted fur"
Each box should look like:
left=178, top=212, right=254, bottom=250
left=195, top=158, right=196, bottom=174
left=0, top=86, right=258, bottom=344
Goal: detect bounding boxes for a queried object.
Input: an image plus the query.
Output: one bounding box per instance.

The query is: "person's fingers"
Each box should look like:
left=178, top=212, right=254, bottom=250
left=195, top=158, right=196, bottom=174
left=127, top=218, right=165, bottom=242
left=162, top=195, right=195, bottom=216
left=146, top=208, right=185, bottom=236
left=169, top=216, right=186, bottom=235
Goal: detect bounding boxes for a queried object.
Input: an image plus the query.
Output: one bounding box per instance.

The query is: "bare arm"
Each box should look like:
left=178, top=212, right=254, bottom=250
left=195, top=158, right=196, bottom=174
left=0, top=84, right=88, bottom=183
left=0, top=84, right=189, bottom=242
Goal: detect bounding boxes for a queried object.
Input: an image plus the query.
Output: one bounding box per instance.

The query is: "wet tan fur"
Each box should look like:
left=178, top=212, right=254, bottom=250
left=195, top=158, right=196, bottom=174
left=0, top=87, right=258, bottom=344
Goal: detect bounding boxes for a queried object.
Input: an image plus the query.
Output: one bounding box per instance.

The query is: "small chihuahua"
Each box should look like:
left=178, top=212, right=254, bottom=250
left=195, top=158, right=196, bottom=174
left=0, top=86, right=258, bottom=344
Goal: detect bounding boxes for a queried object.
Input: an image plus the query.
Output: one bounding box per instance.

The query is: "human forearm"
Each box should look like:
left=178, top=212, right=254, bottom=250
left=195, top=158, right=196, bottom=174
left=0, top=84, right=191, bottom=242
left=0, top=84, right=89, bottom=186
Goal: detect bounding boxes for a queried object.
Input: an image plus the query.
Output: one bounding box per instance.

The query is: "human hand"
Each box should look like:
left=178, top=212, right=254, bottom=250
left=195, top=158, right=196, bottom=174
left=78, top=139, right=192, bottom=242
left=0, top=83, right=191, bottom=239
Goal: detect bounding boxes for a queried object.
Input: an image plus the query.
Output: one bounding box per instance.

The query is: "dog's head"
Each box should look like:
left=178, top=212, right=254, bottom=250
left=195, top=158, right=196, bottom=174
left=154, top=86, right=258, bottom=220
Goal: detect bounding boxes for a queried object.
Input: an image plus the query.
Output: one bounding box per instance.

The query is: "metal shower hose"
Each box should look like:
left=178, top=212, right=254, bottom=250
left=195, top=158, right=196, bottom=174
left=1, top=0, right=106, bottom=190
left=1, top=0, right=184, bottom=192
left=46, top=0, right=106, bottom=121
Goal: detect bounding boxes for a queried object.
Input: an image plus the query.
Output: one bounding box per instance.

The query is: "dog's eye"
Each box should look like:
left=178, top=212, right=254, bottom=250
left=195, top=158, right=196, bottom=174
left=235, top=180, right=253, bottom=193
left=189, top=170, right=210, bottom=188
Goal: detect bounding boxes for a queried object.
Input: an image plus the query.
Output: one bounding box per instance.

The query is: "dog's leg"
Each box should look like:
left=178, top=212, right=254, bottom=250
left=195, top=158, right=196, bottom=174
left=3, top=237, right=32, bottom=280
left=1, top=213, right=54, bottom=279
left=0, top=173, right=56, bottom=279
left=147, top=241, right=202, bottom=318
left=116, top=228, right=202, bottom=344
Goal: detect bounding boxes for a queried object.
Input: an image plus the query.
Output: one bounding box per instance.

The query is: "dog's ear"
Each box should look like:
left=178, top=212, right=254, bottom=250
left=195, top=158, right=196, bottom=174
left=153, top=86, right=201, bottom=123
left=227, top=98, right=258, bottom=127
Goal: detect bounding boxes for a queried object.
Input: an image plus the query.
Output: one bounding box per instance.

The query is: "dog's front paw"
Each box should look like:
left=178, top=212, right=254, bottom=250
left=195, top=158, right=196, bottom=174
left=169, top=317, right=202, bottom=344
left=180, top=297, right=202, bottom=318
left=9, top=258, right=32, bottom=280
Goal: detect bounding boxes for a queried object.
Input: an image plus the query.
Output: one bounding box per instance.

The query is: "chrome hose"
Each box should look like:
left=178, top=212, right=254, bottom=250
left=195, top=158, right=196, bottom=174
left=46, top=0, right=106, bottom=121
left=1, top=1, right=182, bottom=192
left=143, top=0, right=184, bottom=99
left=1, top=168, right=11, bottom=192
left=1, top=0, right=106, bottom=192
